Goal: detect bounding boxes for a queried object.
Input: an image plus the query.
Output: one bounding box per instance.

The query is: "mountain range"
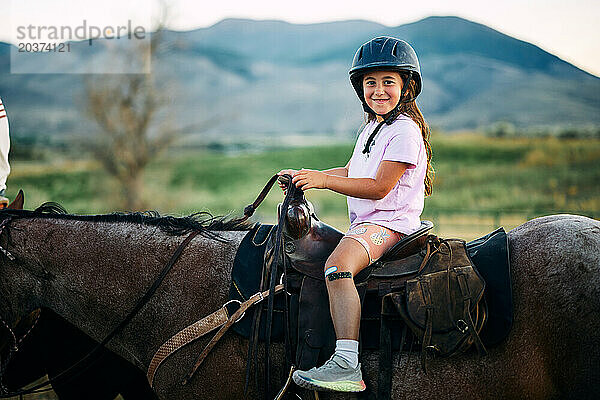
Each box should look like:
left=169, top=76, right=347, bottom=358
left=0, top=16, right=599, bottom=139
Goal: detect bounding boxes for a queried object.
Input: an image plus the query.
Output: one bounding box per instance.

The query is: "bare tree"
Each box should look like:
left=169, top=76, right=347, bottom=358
left=84, top=1, right=223, bottom=210
left=84, top=25, right=173, bottom=210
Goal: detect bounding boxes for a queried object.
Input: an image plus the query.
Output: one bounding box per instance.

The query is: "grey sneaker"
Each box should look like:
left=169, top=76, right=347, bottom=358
left=292, top=354, right=366, bottom=392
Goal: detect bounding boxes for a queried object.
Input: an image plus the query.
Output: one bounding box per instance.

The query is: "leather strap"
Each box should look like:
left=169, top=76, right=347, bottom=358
left=377, top=295, right=394, bottom=400
left=362, top=120, right=386, bottom=154
left=181, top=284, right=284, bottom=385
left=147, top=306, right=229, bottom=386
left=456, top=272, right=487, bottom=355
left=420, top=279, right=434, bottom=373
left=417, top=239, right=433, bottom=273
left=264, top=177, right=297, bottom=398
left=236, top=174, right=280, bottom=224
left=273, top=365, right=296, bottom=400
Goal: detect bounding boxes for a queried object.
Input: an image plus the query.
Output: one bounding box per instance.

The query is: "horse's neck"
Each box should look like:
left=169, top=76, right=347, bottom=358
left=7, top=218, right=247, bottom=363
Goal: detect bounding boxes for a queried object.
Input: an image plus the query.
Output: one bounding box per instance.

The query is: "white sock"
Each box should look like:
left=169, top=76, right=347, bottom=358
left=335, top=339, right=359, bottom=368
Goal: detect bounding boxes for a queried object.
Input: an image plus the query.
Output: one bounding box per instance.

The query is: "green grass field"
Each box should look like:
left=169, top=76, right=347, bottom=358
left=7, top=135, right=599, bottom=240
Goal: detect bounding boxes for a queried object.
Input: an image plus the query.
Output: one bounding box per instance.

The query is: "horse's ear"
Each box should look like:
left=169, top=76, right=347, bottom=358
left=7, top=189, right=24, bottom=210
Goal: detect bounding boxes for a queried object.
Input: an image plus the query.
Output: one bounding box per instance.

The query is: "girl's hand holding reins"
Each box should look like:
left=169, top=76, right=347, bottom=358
left=277, top=169, right=299, bottom=192
left=292, top=169, right=328, bottom=191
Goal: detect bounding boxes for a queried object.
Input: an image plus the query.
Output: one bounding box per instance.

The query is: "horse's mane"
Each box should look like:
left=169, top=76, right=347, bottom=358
left=0, top=202, right=254, bottom=237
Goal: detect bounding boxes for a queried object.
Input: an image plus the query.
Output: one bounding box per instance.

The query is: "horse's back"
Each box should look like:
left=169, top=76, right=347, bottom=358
left=508, top=214, right=600, bottom=399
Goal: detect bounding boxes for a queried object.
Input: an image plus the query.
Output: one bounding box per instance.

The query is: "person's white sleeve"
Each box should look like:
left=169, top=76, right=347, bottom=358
left=0, top=97, right=11, bottom=193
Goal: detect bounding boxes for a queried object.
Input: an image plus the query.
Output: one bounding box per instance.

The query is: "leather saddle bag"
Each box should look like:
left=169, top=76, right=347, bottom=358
left=388, top=237, right=487, bottom=366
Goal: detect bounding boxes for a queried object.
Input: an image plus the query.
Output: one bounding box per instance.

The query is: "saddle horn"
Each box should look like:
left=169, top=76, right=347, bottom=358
left=277, top=175, right=312, bottom=240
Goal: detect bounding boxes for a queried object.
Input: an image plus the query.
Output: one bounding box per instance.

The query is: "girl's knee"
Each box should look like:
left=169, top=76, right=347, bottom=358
left=324, top=257, right=369, bottom=279
left=324, top=239, right=370, bottom=275
left=324, top=253, right=356, bottom=275
left=323, top=260, right=349, bottom=283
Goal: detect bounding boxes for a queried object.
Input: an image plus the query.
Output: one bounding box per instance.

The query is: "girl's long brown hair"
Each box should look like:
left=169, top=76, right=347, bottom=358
left=366, top=75, right=434, bottom=196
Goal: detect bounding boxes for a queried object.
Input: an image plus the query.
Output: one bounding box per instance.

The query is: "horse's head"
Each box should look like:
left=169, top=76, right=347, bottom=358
left=0, top=193, right=48, bottom=389
left=0, top=191, right=52, bottom=327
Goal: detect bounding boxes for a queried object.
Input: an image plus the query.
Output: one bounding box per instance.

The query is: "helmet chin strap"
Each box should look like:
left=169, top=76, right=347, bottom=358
left=362, top=72, right=413, bottom=154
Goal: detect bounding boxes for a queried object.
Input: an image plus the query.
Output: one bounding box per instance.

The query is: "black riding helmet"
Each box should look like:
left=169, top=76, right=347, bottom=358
left=350, top=37, right=423, bottom=154
left=349, top=36, right=422, bottom=119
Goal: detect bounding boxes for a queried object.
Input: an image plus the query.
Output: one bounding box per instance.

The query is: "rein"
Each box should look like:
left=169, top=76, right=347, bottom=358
left=263, top=176, right=296, bottom=398
left=0, top=221, right=201, bottom=398
left=233, top=173, right=281, bottom=224
left=238, top=173, right=298, bottom=399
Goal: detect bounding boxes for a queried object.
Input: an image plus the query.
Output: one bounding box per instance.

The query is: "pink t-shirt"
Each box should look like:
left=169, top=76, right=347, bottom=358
left=347, top=114, right=426, bottom=235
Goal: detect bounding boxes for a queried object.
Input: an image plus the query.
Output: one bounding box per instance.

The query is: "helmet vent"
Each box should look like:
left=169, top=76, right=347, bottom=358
left=392, top=41, right=398, bottom=56
left=357, top=47, right=363, bottom=61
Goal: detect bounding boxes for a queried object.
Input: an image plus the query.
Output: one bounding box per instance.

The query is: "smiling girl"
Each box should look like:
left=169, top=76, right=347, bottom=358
left=279, top=36, right=434, bottom=392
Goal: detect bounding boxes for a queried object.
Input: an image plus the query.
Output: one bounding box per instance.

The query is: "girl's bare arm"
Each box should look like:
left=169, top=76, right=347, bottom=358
left=277, top=162, right=349, bottom=191
left=322, top=161, right=350, bottom=177
left=292, top=161, right=408, bottom=200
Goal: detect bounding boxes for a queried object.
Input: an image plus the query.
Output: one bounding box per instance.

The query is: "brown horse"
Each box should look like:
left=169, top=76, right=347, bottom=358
left=0, top=206, right=598, bottom=399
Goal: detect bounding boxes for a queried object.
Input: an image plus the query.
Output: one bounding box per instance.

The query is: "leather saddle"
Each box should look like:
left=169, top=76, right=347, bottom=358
left=276, top=188, right=455, bottom=358
left=229, top=181, right=509, bottom=399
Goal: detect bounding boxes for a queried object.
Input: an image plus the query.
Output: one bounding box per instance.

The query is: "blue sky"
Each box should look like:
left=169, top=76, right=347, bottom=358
left=2, top=0, right=599, bottom=76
